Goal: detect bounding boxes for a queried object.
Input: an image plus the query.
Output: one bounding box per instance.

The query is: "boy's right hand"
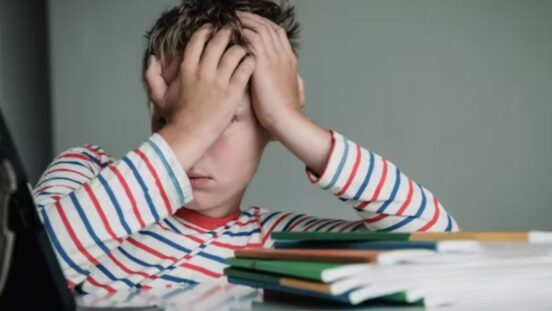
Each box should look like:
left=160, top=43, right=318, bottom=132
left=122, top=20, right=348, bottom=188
left=144, top=24, right=256, bottom=171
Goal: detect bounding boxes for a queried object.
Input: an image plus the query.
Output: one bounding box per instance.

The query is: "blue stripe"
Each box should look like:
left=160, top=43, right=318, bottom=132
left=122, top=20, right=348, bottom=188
left=98, top=174, right=132, bottom=235
left=445, top=215, right=453, bottom=232
left=352, top=151, right=375, bottom=201
left=163, top=219, right=183, bottom=234
left=147, top=140, right=186, bottom=206
left=96, top=264, right=137, bottom=288
left=123, top=156, right=160, bottom=221
left=159, top=274, right=198, bottom=285
left=36, top=176, right=82, bottom=188
left=282, top=214, right=305, bottom=231
left=197, top=251, right=226, bottom=264
left=302, top=218, right=318, bottom=228
left=325, top=221, right=346, bottom=232
left=323, top=139, right=349, bottom=190
left=314, top=219, right=341, bottom=232
left=81, top=150, right=102, bottom=167
left=70, top=193, right=111, bottom=254
left=118, top=247, right=164, bottom=270
left=222, top=228, right=260, bottom=237
left=138, top=230, right=191, bottom=254
left=377, top=183, right=427, bottom=232
left=376, top=167, right=401, bottom=213
left=260, top=212, right=279, bottom=227
left=48, top=160, right=89, bottom=170
left=39, top=208, right=89, bottom=276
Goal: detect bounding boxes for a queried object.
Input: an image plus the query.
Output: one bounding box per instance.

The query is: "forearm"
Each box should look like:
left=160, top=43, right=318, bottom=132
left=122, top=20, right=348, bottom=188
left=268, top=110, right=332, bottom=176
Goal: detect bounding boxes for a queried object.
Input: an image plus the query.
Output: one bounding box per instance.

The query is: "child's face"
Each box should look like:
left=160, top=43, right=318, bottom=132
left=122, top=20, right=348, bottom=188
left=150, top=57, right=270, bottom=216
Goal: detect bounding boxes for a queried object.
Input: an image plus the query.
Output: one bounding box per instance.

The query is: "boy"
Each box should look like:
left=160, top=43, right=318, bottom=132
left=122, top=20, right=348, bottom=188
left=33, top=0, right=459, bottom=294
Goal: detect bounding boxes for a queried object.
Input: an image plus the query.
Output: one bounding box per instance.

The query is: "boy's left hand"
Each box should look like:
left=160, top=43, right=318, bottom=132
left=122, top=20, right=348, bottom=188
left=237, top=10, right=305, bottom=135
left=237, top=11, right=332, bottom=176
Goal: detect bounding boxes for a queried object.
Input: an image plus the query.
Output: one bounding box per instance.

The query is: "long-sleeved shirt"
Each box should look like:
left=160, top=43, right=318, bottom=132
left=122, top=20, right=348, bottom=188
left=33, top=130, right=459, bottom=294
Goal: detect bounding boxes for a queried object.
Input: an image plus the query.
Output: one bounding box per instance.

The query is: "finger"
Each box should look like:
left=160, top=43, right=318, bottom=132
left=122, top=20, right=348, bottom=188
left=237, top=12, right=281, bottom=56
left=161, top=56, right=181, bottom=85
left=182, top=23, right=214, bottom=70
left=200, top=26, right=234, bottom=75
left=230, top=55, right=256, bottom=90
left=218, top=45, right=250, bottom=82
left=241, top=28, right=268, bottom=59
left=276, top=26, right=294, bottom=56
left=144, top=55, right=167, bottom=105
left=238, top=11, right=286, bottom=54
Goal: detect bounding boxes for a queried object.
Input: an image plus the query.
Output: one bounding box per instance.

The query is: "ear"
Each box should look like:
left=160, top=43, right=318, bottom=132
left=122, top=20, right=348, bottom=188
left=297, top=73, right=305, bottom=107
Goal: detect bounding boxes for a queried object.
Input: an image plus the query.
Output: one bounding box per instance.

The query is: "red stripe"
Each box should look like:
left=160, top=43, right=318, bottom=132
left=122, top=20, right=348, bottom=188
left=86, top=275, right=116, bottom=293
left=44, top=167, right=92, bottom=179
left=303, top=218, right=329, bottom=232
left=363, top=176, right=414, bottom=224
left=287, top=215, right=312, bottom=231
left=261, top=213, right=291, bottom=245
left=180, top=263, right=222, bottom=278
left=127, top=237, right=178, bottom=261
left=54, top=201, right=99, bottom=265
left=134, top=149, right=172, bottom=215
left=418, top=196, right=441, bottom=232
left=107, top=252, right=155, bottom=280
left=175, top=218, right=207, bottom=234
left=336, top=144, right=362, bottom=196
left=83, top=183, right=122, bottom=243
left=364, top=214, right=388, bottom=224
left=110, top=166, right=146, bottom=227
left=212, top=240, right=262, bottom=250
left=60, top=153, right=92, bottom=162
left=34, top=184, right=76, bottom=194
left=396, top=179, right=414, bottom=216
left=339, top=221, right=362, bottom=232
left=357, top=158, right=388, bottom=210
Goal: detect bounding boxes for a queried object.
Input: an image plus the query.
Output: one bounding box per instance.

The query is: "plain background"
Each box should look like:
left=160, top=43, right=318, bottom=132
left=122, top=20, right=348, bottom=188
left=2, top=0, right=551, bottom=230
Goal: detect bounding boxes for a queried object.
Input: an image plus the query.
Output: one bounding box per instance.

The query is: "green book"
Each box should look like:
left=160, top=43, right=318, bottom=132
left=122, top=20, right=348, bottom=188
left=225, top=257, right=372, bottom=283
left=225, top=267, right=423, bottom=306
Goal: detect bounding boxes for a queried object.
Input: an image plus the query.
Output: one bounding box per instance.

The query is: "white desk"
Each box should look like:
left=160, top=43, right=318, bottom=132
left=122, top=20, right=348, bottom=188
left=75, top=282, right=424, bottom=311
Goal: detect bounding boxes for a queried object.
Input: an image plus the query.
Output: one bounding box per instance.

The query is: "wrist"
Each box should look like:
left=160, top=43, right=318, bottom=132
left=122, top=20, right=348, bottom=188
left=158, top=119, right=220, bottom=171
left=265, top=108, right=308, bottom=139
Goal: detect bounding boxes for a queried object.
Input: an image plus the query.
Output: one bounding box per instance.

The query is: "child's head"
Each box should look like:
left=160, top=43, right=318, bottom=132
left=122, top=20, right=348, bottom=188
left=142, top=0, right=301, bottom=216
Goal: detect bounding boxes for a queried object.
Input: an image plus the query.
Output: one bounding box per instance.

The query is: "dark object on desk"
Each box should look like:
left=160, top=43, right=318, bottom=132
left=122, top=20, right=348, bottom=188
left=0, top=109, right=164, bottom=311
left=0, top=109, right=75, bottom=310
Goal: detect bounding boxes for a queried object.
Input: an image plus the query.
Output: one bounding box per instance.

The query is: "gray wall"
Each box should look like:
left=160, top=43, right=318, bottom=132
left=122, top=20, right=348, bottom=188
left=48, top=0, right=552, bottom=230
left=0, top=0, right=52, bottom=183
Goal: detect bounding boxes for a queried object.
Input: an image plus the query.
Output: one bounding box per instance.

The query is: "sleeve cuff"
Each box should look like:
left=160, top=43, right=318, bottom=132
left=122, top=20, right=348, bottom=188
left=305, top=130, right=348, bottom=189
left=145, top=133, right=193, bottom=207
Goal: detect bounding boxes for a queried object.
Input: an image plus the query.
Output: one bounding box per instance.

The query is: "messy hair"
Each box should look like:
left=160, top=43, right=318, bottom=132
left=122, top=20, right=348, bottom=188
left=142, top=0, right=301, bottom=74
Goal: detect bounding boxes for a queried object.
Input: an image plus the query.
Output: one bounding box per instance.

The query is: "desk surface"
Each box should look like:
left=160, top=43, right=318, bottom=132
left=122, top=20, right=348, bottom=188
left=75, top=281, right=549, bottom=311
left=75, top=282, right=424, bottom=311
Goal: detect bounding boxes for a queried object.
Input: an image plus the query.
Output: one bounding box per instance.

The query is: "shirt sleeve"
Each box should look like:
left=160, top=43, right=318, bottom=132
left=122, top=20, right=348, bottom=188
left=32, top=133, right=193, bottom=285
left=258, top=130, right=460, bottom=247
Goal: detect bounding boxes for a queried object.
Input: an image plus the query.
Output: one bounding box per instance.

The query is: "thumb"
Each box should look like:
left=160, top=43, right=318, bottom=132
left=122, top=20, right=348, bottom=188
left=144, top=55, right=167, bottom=106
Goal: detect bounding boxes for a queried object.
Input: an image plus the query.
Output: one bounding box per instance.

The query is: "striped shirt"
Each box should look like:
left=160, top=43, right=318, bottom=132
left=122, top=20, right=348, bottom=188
left=33, top=130, right=459, bottom=294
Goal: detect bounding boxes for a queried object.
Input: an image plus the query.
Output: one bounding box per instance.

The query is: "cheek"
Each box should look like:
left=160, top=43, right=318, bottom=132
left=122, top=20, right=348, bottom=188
left=208, top=126, right=266, bottom=182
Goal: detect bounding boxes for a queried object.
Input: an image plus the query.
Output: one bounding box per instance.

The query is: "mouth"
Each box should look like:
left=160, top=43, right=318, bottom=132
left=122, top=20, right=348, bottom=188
left=187, top=172, right=213, bottom=188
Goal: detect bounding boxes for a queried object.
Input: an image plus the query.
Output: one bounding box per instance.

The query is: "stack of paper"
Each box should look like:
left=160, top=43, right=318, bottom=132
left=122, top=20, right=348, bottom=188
left=224, top=231, right=552, bottom=308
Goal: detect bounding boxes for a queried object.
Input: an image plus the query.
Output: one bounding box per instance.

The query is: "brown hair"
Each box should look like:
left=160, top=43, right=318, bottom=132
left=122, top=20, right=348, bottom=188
left=142, top=0, right=301, bottom=74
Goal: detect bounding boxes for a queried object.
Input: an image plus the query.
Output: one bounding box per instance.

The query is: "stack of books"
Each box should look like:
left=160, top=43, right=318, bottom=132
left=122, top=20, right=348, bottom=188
left=224, top=231, right=552, bottom=308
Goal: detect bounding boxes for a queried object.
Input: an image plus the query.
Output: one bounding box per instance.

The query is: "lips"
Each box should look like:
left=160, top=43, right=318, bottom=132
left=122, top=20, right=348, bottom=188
left=187, top=170, right=213, bottom=188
